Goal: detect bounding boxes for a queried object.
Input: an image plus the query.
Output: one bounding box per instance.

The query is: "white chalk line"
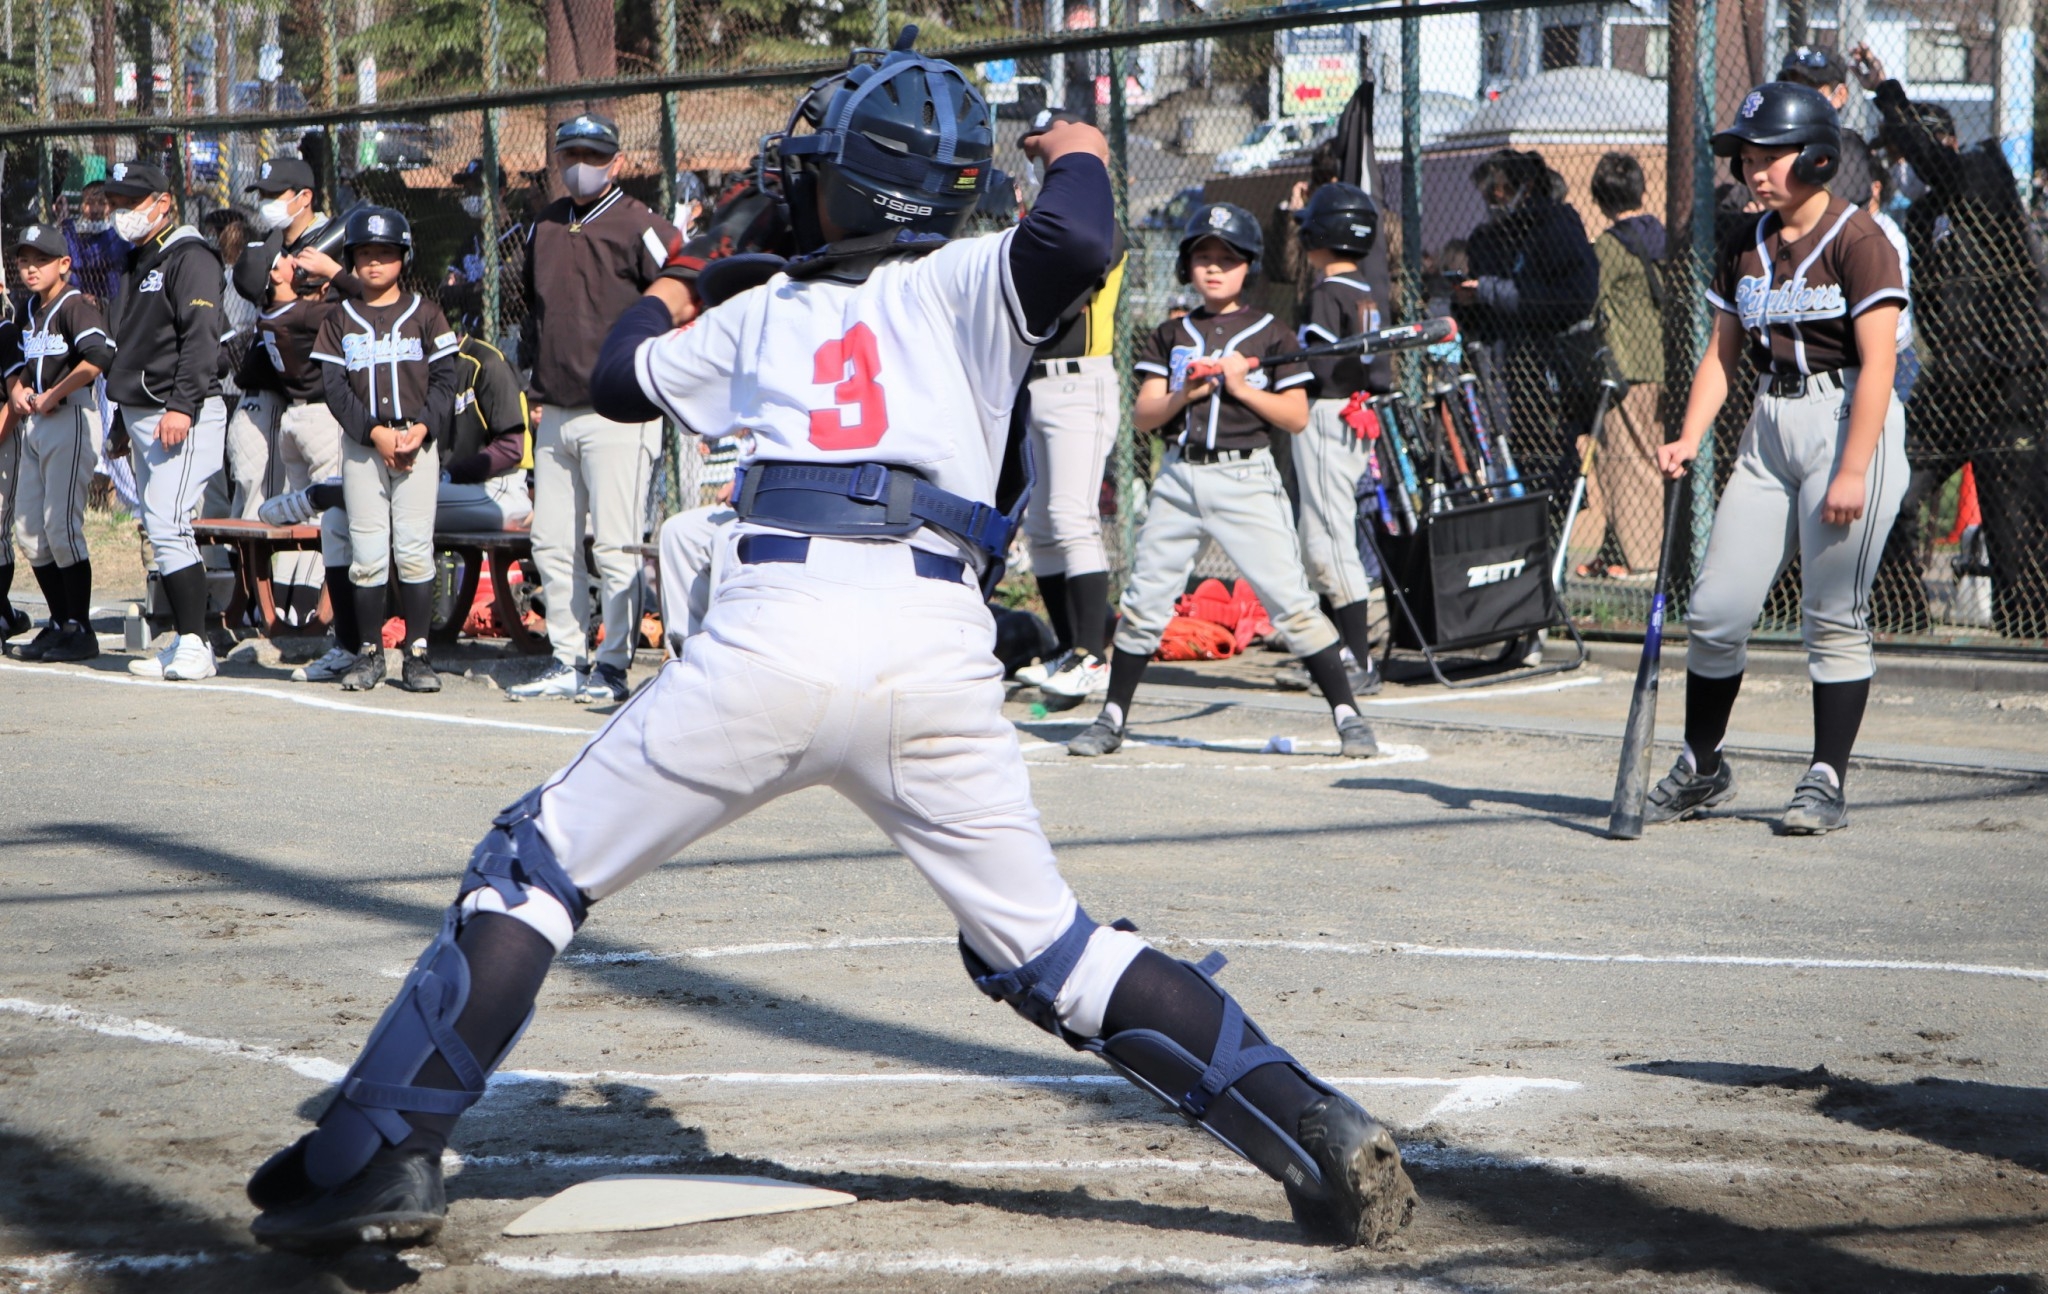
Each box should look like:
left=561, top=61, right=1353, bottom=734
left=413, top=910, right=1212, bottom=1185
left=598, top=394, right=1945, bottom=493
left=1359, top=673, right=1606, bottom=706
left=0, top=995, right=1570, bottom=1122
left=0, top=660, right=593, bottom=736
left=557, top=932, right=2048, bottom=985
left=480, top=1249, right=1327, bottom=1282
left=446, top=1150, right=1262, bottom=1176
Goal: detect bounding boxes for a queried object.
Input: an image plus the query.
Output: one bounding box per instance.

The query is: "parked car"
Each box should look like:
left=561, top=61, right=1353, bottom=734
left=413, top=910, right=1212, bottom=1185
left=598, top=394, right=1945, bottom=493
left=1137, top=185, right=1204, bottom=230
left=1213, top=115, right=1332, bottom=177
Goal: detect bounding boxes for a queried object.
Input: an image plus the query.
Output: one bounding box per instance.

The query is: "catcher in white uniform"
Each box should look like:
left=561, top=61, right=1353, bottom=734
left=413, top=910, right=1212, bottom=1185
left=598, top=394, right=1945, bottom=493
left=245, top=35, right=1415, bottom=1255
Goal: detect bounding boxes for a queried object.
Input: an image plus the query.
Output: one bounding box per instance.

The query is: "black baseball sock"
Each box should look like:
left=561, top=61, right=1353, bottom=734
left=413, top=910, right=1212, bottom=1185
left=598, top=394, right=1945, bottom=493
left=29, top=562, right=61, bottom=624
left=1066, top=570, right=1111, bottom=661
left=1102, top=947, right=1322, bottom=1127
left=162, top=563, right=208, bottom=637
left=58, top=560, right=93, bottom=628
left=327, top=567, right=359, bottom=648
left=1333, top=599, right=1376, bottom=667
left=1100, top=646, right=1150, bottom=729
left=0, top=560, right=14, bottom=621
left=1035, top=572, right=1071, bottom=654
left=1810, top=678, right=1871, bottom=787
left=309, top=481, right=346, bottom=510
left=399, top=580, right=434, bottom=654
left=392, top=913, right=557, bottom=1159
left=352, top=582, right=389, bottom=653
left=1683, top=670, right=1744, bottom=775
left=1301, top=643, right=1358, bottom=712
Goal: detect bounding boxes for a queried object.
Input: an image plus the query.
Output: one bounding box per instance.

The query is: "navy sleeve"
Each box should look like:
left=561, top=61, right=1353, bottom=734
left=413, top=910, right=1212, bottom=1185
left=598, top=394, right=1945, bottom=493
left=1010, top=154, right=1116, bottom=337
left=590, top=295, right=673, bottom=424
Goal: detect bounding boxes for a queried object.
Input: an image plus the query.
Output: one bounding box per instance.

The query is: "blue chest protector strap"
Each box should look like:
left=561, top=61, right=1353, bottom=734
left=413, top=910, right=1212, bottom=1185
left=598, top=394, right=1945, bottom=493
left=734, top=460, right=1014, bottom=563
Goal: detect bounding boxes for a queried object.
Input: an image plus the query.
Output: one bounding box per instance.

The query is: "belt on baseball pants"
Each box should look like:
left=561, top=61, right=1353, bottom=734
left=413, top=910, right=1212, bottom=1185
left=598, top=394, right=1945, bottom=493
left=1033, top=358, right=1087, bottom=378
left=736, top=532, right=966, bottom=584
left=1178, top=443, right=1262, bottom=465
left=1763, top=367, right=1848, bottom=399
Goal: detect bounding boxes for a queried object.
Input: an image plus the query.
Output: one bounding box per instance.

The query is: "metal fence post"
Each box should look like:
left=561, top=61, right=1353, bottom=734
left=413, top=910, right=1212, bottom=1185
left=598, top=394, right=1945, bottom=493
left=873, top=0, right=888, bottom=48
left=171, top=0, right=191, bottom=217
left=1687, top=0, right=1718, bottom=575
left=1107, top=30, right=1141, bottom=582
left=657, top=0, right=679, bottom=221
left=482, top=0, right=504, bottom=347
left=1399, top=1, right=1422, bottom=340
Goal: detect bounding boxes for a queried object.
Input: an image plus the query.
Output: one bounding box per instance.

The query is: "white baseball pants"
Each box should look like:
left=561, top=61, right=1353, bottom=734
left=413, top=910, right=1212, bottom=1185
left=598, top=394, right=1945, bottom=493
left=226, top=391, right=283, bottom=520
left=127, top=399, right=228, bottom=577
left=1021, top=356, right=1117, bottom=579
left=508, top=533, right=1147, bottom=1037
left=1686, top=369, right=1908, bottom=684
left=13, top=397, right=99, bottom=568
left=1295, top=398, right=1376, bottom=607
left=1114, top=447, right=1340, bottom=660
left=657, top=504, right=736, bottom=642
left=533, top=405, right=659, bottom=672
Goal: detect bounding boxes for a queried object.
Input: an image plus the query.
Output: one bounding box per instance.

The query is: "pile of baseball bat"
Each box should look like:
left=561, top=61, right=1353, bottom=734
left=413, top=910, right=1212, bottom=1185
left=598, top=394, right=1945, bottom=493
left=1340, top=361, right=1525, bottom=539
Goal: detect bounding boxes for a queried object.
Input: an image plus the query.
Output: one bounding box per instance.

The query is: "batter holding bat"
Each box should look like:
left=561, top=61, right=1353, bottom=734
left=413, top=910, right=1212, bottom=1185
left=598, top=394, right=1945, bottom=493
left=1651, top=83, right=1906, bottom=834
left=244, top=37, right=1414, bottom=1254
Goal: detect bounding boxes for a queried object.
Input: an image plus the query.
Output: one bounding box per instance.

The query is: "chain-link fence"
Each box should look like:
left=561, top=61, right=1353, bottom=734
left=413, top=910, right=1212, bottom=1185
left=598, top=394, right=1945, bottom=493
left=1, top=0, right=2044, bottom=652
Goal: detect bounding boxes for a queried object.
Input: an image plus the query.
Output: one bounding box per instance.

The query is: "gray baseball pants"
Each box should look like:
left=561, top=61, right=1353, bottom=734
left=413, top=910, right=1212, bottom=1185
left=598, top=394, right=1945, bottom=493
left=1114, top=446, right=1339, bottom=659
left=1686, top=368, right=1908, bottom=685
left=1022, top=355, right=1117, bottom=578
left=13, top=396, right=99, bottom=567
left=324, top=437, right=441, bottom=587
left=533, top=405, right=659, bottom=672
left=128, top=399, right=229, bottom=577
left=1296, top=398, right=1376, bottom=606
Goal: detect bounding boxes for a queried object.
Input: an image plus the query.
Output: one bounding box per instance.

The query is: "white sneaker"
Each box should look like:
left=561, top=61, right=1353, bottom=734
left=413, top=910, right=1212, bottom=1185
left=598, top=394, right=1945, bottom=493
left=1041, top=652, right=1109, bottom=700
left=293, top=644, right=359, bottom=683
left=162, top=634, right=218, bottom=681
left=128, top=639, right=180, bottom=678
left=507, top=659, right=584, bottom=700
left=1015, top=653, right=1067, bottom=687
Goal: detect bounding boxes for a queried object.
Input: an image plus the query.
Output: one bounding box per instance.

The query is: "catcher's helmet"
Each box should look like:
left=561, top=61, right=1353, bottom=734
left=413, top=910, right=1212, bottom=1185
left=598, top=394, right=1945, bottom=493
left=343, top=205, right=414, bottom=264
left=772, top=27, right=993, bottom=251
left=1177, top=201, right=1262, bottom=283
left=1294, top=182, right=1379, bottom=257
left=1712, top=82, right=1840, bottom=186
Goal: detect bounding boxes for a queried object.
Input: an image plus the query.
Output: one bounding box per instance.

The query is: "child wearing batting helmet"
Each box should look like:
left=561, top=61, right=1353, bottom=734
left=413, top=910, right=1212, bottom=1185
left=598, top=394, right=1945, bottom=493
left=1652, top=82, right=1907, bottom=834
left=309, top=206, right=460, bottom=694
left=245, top=33, right=1414, bottom=1256
left=1066, top=199, right=1381, bottom=759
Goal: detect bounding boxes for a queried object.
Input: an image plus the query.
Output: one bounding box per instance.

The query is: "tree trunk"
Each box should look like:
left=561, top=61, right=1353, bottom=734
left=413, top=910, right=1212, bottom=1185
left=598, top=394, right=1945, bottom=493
left=95, top=0, right=117, bottom=116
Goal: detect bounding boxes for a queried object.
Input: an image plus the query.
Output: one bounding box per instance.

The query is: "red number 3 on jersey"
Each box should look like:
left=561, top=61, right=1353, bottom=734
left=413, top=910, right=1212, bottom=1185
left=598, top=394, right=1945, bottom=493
left=809, top=323, right=890, bottom=450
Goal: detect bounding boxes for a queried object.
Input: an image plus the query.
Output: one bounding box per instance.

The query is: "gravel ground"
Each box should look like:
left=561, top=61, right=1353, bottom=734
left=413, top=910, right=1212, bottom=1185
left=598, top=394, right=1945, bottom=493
left=0, top=646, right=2042, bottom=1294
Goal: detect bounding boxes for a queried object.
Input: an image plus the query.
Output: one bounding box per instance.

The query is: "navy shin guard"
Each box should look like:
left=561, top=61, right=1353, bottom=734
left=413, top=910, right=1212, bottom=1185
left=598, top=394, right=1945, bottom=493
left=250, top=789, right=590, bottom=1209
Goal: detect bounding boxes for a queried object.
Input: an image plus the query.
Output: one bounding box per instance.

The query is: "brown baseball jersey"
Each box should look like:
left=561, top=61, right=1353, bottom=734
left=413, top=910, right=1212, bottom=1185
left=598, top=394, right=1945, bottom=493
left=310, top=293, right=460, bottom=445
left=246, top=296, right=345, bottom=404
left=520, top=187, right=678, bottom=408
left=1298, top=273, right=1391, bottom=398
left=1706, top=196, right=1907, bottom=376
left=1134, top=306, right=1309, bottom=452
left=13, top=288, right=114, bottom=394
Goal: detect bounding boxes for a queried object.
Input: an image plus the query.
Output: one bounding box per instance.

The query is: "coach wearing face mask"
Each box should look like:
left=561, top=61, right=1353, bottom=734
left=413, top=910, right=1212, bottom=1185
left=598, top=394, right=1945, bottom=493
left=508, top=113, right=678, bottom=705
left=102, top=161, right=230, bottom=682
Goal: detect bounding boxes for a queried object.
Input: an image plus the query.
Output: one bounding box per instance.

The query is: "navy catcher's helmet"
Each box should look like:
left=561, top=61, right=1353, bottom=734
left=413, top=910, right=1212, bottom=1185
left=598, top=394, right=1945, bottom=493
left=1294, top=182, right=1379, bottom=257
left=343, top=206, right=414, bottom=264
left=1713, top=82, right=1840, bottom=186
left=773, top=27, right=993, bottom=252
left=1177, top=201, right=1263, bottom=283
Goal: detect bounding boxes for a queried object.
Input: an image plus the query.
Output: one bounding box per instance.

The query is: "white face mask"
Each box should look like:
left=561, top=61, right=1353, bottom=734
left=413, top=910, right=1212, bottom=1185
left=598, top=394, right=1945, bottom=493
left=255, top=196, right=296, bottom=232
left=71, top=217, right=110, bottom=235
left=459, top=195, right=484, bottom=219
left=113, top=203, right=161, bottom=244
left=562, top=161, right=612, bottom=201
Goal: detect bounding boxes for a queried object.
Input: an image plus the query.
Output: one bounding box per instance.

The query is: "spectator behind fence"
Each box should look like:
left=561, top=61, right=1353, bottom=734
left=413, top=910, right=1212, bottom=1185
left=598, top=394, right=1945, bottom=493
left=1853, top=44, right=2048, bottom=638
left=1569, top=151, right=1667, bottom=579
left=201, top=208, right=263, bottom=522
left=62, top=180, right=124, bottom=305
left=509, top=113, right=678, bottom=705
left=1778, top=43, right=1879, bottom=143
left=1828, top=133, right=1914, bottom=385
left=1453, top=148, right=1601, bottom=492
left=442, top=158, right=526, bottom=345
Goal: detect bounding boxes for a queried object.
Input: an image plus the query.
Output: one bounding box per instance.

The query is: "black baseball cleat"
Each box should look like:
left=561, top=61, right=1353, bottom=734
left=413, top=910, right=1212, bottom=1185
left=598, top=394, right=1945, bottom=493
left=12, top=621, right=62, bottom=661
left=1779, top=769, right=1848, bottom=835
left=249, top=1143, right=446, bottom=1254
left=398, top=652, right=441, bottom=693
left=1066, top=714, right=1124, bottom=757
left=40, top=623, right=101, bottom=663
left=341, top=649, right=387, bottom=692
left=1288, top=1095, right=1418, bottom=1247
left=1336, top=713, right=1379, bottom=759
left=0, top=606, right=31, bottom=646
left=1643, top=755, right=1735, bottom=824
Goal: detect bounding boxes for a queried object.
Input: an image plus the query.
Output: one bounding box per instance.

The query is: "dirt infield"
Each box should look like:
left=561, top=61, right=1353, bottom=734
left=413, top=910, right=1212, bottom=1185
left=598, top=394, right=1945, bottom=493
left=1, top=654, right=2043, bottom=1293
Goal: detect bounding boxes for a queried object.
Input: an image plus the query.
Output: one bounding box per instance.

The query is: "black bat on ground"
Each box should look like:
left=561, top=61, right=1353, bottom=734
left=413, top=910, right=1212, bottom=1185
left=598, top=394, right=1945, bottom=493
left=1609, top=474, right=1687, bottom=840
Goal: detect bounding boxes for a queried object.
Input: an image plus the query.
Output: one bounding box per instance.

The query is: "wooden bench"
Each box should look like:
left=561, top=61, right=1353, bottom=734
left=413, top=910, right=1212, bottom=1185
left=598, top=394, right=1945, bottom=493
left=191, top=519, right=331, bottom=637
left=434, top=530, right=543, bottom=654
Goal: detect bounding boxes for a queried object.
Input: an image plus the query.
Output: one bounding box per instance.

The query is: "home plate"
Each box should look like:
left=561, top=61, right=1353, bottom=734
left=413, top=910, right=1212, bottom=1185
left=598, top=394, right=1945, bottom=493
left=502, top=1175, right=856, bottom=1236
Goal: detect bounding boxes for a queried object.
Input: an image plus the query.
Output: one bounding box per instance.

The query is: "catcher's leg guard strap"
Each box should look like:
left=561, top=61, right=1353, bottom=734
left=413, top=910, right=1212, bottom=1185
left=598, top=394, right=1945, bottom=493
left=959, top=910, right=1114, bottom=1043
left=459, top=787, right=592, bottom=939
left=1088, top=949, right=1342, bottom=1201
left=299, top=911, right=494, bottom=1191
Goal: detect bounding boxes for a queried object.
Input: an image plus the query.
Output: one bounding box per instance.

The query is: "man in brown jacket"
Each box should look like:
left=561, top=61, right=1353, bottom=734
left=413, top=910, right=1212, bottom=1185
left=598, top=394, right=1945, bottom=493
left=509, top=113, right=678, bottom=704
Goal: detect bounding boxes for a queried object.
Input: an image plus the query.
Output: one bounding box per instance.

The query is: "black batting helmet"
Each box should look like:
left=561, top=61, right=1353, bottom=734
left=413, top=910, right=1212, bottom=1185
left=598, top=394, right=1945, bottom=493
left=342, top=205, right=414, bottom=264
left=1712, top=82, right=1840, bottom=187
left=1177, top=201, right=1262, bottom=283
left=1294, top=182, right=1379, bottom=258
left=773, top=27, right=993, bottom=252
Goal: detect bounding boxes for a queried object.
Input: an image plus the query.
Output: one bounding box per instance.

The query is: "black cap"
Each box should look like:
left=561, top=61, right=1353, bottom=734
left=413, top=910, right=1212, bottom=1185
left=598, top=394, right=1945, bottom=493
left=1779, top=44, right=1849, bottom=88
left=14, top=222, right=69, bottom=259
left=103, top=160, right=172, bottom=198
left=247, top=156, right=316, bottom=195
left=553, top=113, right=620, bottom=156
